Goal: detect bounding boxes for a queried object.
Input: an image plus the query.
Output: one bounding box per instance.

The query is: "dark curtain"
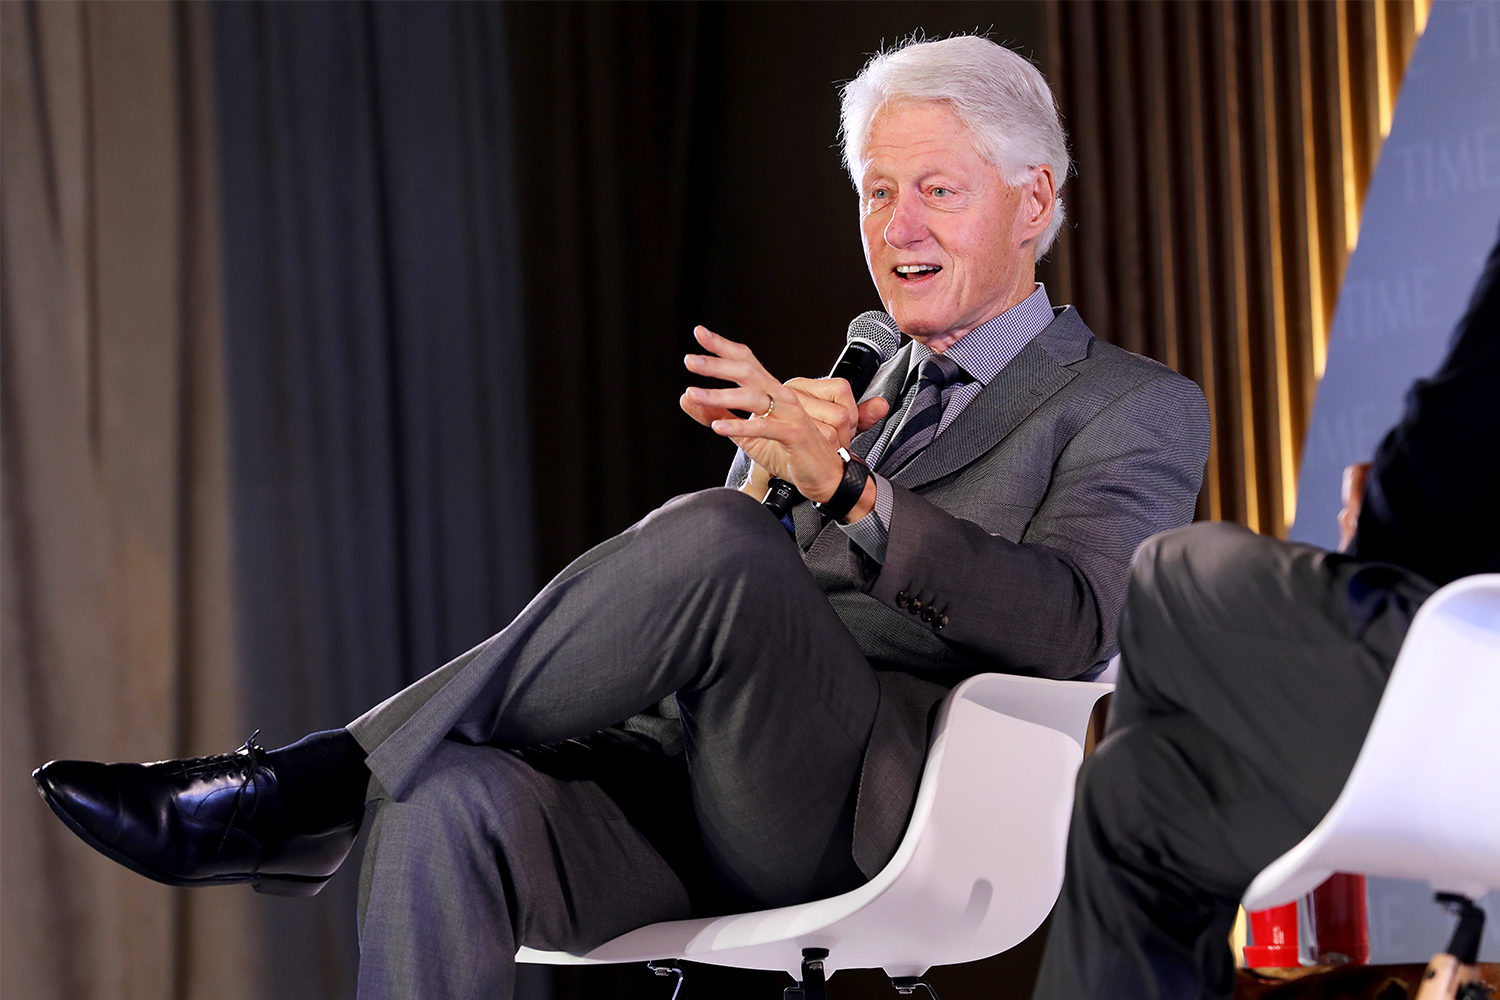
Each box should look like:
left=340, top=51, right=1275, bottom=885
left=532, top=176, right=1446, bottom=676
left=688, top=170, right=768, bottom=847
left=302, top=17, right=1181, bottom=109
left=507, top=0, right=1048, bottom=582
left=506, top=1, right=732, bottom=579
left=213, top=3, right=535, bottom=996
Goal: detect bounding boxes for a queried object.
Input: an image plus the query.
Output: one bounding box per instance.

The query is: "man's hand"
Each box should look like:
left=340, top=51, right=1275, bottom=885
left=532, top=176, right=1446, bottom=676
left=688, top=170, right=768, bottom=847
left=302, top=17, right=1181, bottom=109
left=680, top=326, right=889, bottom=505
left=785, top=376, right=892, bottom=449
left=1337, top=461, right=1372, bottom=553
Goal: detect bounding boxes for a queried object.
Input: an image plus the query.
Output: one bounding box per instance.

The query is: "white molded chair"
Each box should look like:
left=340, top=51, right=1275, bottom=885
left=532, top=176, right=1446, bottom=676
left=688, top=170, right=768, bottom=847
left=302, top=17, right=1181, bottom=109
left=1243, top=573, right=1500, bottom=913
left=518, top=672, right=1111, bottom=987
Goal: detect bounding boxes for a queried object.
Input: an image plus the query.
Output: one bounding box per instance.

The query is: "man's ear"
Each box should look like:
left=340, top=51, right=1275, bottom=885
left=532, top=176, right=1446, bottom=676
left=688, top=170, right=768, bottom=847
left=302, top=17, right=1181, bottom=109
left=1019, top=164, right=1057, bottom=244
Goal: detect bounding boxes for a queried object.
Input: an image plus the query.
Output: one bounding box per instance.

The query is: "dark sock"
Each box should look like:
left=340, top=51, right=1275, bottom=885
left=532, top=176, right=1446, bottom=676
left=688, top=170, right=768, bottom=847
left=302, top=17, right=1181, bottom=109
left=266, top=729, right=370, bottom=832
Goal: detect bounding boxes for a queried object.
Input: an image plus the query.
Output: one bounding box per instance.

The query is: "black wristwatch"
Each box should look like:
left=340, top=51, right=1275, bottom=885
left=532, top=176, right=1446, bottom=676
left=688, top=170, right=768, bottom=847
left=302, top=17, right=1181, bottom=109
left=813, top=448, right=872, bottom=523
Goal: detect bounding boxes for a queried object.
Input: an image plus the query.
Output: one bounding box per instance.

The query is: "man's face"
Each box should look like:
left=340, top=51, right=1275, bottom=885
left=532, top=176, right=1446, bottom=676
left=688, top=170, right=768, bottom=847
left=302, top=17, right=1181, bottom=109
left=859, top=102, right=1047, bottom=349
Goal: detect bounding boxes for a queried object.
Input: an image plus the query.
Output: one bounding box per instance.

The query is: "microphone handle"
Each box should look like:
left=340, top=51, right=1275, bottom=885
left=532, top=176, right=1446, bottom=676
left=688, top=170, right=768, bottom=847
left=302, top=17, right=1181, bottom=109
left=761, top=343, right=883, bottom=518
left=762, top=477, right=802, bottom=516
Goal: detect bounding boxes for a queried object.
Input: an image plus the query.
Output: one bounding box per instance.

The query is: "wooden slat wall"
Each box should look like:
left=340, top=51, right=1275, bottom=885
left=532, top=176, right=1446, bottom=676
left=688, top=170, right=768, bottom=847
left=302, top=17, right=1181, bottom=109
left=1040, top=0, right=1428, bottom=536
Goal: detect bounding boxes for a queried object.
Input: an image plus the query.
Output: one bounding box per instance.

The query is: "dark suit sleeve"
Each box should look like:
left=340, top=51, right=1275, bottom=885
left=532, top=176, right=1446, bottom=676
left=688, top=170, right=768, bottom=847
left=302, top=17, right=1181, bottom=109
left=1348, top=232, right=1500, bottom=585
left=864, top=372, right=1210, bottom=679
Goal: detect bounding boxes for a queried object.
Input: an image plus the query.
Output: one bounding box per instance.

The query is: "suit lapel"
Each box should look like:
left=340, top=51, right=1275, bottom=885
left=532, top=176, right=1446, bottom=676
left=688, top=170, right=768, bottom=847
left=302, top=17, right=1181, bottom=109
left=792, top=500, right=822, bottom=550
left=891, top=307, right=1091, bottom=491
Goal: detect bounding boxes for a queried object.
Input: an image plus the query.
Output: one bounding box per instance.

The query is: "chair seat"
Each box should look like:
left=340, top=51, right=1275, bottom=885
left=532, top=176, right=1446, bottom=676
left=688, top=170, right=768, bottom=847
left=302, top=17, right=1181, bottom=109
left=519, top=672, right=1110, bottom=979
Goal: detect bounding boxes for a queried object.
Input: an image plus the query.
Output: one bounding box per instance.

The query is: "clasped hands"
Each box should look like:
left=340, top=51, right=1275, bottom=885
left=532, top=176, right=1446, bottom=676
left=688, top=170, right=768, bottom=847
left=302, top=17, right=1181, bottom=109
left=679, top=326, right=890, bottom=513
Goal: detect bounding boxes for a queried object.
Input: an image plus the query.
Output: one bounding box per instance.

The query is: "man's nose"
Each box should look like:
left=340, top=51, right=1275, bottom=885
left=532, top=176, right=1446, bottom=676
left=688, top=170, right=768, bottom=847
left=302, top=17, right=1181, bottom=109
left=883, top=196, right=929, bottom=249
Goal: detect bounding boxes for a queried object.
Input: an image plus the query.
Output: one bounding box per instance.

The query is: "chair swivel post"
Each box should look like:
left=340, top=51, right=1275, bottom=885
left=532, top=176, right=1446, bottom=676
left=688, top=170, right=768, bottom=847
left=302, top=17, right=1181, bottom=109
left=1436, top=894, right=1486, bottom=966
left=889, top=975, right=942, bottom=998
left=784, top=948, right=830, bottom=1000
left=1415, top=895, right=1493, bottom=1000
left=646, top=960, right=684, bottom=1000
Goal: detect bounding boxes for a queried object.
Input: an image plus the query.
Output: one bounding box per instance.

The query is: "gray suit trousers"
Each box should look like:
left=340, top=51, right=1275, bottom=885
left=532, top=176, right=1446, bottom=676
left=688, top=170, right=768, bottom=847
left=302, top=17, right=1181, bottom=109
left=350, top=489, right=910, bottom=1000
left=1032, top=522, right=1434, bottom=1000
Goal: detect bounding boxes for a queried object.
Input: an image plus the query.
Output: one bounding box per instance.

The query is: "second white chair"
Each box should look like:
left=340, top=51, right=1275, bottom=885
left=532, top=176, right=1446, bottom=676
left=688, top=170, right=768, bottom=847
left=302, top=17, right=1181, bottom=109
left=1244, top=573, right=1500, bottom=912
left=1243, top=574, right=1500, bottom=996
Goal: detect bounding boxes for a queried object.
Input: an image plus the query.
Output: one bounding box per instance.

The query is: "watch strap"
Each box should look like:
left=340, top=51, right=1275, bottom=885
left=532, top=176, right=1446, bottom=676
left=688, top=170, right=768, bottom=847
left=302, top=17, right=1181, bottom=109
left=813, top=448, right=871, bottom=522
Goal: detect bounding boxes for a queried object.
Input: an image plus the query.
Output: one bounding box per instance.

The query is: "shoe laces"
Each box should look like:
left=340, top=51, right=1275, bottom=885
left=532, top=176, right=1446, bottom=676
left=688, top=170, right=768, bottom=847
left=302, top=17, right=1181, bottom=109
left=169, top=731, right=268, bottom=780
left=165, top=731, right=272, bottom=855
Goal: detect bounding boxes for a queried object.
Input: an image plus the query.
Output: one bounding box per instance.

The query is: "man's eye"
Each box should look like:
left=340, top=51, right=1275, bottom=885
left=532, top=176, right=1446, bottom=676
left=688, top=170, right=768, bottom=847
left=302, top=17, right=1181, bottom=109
left=932, top=187, right=950, bottom=197
left=871, top=187, right=890, bottom=200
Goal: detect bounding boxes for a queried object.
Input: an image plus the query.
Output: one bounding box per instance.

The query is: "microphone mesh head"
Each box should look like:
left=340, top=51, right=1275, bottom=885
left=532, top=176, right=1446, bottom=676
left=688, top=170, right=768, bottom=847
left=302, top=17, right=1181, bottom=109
left=846, top=310, right=902, bottom=362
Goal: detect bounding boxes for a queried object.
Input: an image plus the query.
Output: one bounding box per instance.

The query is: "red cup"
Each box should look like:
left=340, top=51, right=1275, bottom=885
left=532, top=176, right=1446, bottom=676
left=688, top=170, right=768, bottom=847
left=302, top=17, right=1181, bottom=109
left=1309, top=873, right=1369, bottom=965
left=1243, top=901, right=1300, bottom=968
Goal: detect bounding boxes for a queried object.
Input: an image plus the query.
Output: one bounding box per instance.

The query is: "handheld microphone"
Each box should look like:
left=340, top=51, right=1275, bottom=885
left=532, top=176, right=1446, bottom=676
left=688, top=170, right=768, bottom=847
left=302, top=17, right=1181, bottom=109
left=762, top=311, right=902, bottom=517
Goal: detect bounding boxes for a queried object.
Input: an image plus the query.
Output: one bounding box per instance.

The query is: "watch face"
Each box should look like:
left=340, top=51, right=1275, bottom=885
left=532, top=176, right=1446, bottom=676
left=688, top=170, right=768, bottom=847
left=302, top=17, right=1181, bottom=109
left=837, top=447, right=853, bottom=461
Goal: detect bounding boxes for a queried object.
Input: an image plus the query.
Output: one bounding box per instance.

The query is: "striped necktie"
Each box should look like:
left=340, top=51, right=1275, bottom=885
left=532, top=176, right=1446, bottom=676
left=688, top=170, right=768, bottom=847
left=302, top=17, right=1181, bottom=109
left=876, top=353, right=966, bottom=475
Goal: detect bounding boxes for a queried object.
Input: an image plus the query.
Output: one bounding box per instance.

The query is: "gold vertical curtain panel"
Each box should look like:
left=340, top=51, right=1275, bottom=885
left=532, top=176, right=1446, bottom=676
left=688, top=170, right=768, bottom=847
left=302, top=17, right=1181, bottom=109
left=1039, top=0, right=1428, bottom=537
left=1, top=2, right=261, bottom=998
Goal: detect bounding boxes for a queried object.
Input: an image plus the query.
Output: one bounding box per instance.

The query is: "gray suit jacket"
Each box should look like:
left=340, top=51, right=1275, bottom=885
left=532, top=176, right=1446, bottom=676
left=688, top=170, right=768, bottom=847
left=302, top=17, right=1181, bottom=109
left=734, top=305, right=1210, bottom=874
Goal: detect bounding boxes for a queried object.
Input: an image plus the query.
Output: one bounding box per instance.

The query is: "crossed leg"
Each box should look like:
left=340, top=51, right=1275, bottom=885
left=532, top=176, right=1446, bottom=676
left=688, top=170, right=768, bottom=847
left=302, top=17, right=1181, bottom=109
left=350, top=489, right=895, bottom=999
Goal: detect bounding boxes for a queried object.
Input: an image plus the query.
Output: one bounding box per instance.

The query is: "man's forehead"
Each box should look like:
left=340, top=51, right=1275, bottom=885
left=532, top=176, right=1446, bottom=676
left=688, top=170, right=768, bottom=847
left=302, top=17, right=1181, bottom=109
left=860, top=128, right=997, bottom=183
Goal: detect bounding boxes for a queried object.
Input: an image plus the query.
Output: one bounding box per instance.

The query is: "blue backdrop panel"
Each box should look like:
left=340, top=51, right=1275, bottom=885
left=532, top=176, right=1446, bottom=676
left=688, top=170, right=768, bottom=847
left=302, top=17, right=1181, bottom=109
left=1291, top=0, right=1500, bottom=549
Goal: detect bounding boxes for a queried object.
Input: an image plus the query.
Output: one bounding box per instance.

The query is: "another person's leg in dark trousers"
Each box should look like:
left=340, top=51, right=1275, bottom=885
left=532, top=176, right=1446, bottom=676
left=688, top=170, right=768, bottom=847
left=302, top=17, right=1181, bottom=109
left=1033, top=521, right=1432, bottom=1000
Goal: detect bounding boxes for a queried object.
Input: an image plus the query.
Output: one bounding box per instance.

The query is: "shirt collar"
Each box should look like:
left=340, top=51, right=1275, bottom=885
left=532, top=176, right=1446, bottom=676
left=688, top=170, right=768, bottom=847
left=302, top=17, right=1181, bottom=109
left=905, top=283, right=1054, bottom=385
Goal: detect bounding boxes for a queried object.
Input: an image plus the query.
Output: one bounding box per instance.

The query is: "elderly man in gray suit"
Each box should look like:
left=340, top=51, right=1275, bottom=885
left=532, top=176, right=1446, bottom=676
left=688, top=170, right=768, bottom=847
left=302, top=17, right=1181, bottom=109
left=35, top=36, right=1209, bottom=999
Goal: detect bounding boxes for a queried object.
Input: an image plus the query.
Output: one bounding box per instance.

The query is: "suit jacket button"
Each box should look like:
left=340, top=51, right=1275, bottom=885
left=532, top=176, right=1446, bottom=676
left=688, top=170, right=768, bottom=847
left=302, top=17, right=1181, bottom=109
left=936, top=613, right=949, bottom=630
left=895, top=591, right=911, bottom=609
left=909, top=597, right=924, bottom=614
left=921, top=606, right=937, bottom=623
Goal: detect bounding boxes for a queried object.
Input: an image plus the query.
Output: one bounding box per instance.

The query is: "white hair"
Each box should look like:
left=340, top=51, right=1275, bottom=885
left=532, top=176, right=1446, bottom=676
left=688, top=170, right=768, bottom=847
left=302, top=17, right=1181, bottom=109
left=840, top=35, right=1071, bottom=260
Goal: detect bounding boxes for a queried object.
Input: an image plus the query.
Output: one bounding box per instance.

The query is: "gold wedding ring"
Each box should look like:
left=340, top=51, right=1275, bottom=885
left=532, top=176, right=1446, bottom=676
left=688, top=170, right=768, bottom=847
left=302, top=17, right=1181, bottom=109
left=756, top=394, right=775, bottom=418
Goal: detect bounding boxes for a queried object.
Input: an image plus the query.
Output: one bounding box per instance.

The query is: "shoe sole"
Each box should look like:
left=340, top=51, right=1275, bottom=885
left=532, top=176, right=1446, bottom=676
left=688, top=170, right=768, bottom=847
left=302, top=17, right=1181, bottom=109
left=33, top=775, right=333, bottom=896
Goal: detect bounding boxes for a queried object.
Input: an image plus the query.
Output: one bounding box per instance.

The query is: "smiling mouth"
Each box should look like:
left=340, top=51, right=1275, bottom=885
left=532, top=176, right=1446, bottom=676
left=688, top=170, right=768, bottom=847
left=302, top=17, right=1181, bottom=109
left=895, top=264, right=942, bottom=282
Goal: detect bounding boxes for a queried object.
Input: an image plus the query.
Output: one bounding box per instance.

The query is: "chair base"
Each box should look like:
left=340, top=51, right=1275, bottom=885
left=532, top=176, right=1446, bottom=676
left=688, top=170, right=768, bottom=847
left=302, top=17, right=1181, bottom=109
left=642, top=951, right=947, bottom=1000
left=645, top=961, right=683, bottom=1000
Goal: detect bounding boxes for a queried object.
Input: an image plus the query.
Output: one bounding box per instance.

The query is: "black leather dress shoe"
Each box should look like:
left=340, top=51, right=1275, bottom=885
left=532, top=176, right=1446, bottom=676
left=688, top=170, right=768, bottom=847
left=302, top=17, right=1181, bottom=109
left=32, top=734, right=362, bottom=897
